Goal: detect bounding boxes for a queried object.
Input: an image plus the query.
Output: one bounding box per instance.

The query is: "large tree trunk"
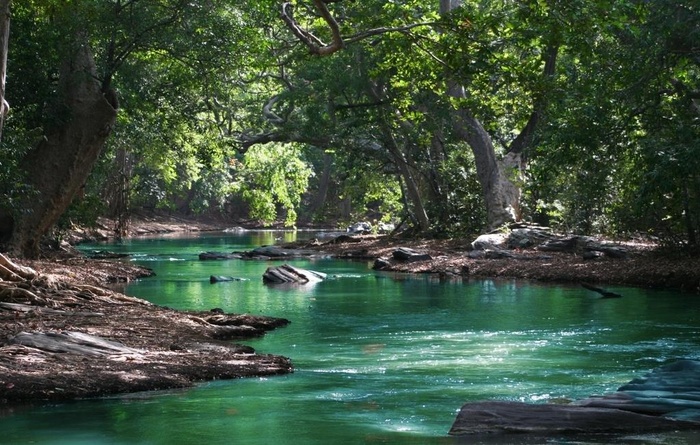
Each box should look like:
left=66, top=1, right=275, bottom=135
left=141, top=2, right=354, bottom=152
left=0, top=0, right=10, bottom=141
left=9, top=36, right=118, bottom=257
left=440, top=0, right=519, bottom=230
left=450, top=101, right=520, bottom=228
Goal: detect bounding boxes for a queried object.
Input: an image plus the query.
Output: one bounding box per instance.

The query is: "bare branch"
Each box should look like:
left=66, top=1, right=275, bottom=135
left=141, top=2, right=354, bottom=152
left=281, top=2, right=326, bottom=50
left=262, top=95, right=286, bottom=125
left=345, top=22, right=436, bottom=45
left=312, top=0, right=344, bottom=54
left=281, top=2, right=434, bottom=57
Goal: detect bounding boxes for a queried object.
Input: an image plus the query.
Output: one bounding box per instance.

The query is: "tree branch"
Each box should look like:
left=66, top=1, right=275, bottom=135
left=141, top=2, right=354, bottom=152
left=507, top=44, right=559, bottom=155
left=236, top=131, right=330, bottom=152
left=281, top=2, right=434, bottom=56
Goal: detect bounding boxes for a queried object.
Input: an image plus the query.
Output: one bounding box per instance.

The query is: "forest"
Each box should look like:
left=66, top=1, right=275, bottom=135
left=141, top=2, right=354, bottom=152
left=0, top=0, right=698, bottom=258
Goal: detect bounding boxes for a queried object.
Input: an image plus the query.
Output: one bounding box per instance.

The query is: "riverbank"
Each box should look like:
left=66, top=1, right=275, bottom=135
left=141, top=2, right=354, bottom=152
left=73, top=211, right=700, bottom=292
left=1, top=243, right=292, bottom=406
left=304, top=234, right=700, bottom=293
left=3, top=213, right=699, bottom=406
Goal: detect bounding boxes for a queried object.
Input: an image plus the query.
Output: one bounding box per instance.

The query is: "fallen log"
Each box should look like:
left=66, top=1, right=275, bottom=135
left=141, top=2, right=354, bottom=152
left=581, top=283, right=623, bottom=298
left=0, top=301, right=103, bottom=316
left=8, top=331, right=142, bottom=357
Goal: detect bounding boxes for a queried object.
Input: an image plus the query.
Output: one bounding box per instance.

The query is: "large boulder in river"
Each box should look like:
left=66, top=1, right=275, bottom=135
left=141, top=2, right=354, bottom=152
left=449, top=359, right=700, bottom=437
left=262, top=264, right=326, bottom=284
left=449, top=401, right=700, bottom=436
left=580, top=359, right=700, bottom=419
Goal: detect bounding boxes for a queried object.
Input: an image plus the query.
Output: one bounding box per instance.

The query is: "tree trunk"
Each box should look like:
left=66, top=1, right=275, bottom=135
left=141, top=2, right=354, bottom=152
left=0, top=0, right=10, bottom=141
left=9, top=35, right=118, bottom=257
left=451, top=102, right=520, bottom=227
left=303, top=150, right=333, bottom=223
left=440, top=0, right=519, bottom=230
left=382, top=127, right=431, bottom=232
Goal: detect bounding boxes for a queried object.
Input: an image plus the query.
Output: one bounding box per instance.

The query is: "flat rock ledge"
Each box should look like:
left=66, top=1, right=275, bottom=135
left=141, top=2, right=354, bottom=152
left=450, top=360, right=700, bottom=437
left=449, top=401, right=700, bottom=436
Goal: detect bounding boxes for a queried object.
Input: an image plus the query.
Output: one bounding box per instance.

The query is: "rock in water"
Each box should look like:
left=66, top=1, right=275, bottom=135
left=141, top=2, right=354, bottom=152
left=448, top=401, right=700, bottom=436
left=450, top=360, right=700, bottom=437
left=262, top=264, right=326, bottom=284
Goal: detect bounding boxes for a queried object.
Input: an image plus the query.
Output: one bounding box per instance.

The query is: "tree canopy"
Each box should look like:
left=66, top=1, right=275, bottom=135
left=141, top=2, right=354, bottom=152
left=0, top=0, right=698, bottom=255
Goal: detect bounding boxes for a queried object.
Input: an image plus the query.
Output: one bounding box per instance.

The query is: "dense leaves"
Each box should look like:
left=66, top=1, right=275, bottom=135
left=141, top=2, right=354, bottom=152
left=1, top=0, right=698, bottom=252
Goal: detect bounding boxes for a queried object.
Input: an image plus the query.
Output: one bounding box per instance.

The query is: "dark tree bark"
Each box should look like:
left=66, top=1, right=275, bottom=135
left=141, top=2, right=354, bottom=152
left=440, top=0, right=520, bottom=229
left=0, top=0, right=10, bottom=141
left=9, top=35, right=117, bottom=257
left=302, top=151, right=333, bottom=223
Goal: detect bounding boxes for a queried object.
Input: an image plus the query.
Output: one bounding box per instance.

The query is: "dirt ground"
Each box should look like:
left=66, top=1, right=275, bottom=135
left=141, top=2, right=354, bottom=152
left=2, top=213, right=699, bottom=407
left=309, top=235, right=700, bottom=293
left=0, top=223, right=293, bottom=405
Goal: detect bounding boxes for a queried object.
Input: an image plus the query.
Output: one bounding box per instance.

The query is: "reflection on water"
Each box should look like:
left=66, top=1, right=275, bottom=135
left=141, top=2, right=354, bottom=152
left=1, top=231, right=699, bottom=444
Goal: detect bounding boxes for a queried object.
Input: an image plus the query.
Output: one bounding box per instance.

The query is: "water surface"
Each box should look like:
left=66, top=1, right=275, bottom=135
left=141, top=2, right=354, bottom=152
left=1, top=231, right=699, bottom=444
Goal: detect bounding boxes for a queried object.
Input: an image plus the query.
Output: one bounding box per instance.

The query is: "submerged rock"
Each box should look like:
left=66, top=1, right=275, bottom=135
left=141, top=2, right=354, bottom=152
left=209, top=275, right=246, bottom=283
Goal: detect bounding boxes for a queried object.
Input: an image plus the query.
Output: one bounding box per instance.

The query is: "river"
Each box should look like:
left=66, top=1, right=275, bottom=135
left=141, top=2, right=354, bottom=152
left=1, top=231, right=699, bottom=444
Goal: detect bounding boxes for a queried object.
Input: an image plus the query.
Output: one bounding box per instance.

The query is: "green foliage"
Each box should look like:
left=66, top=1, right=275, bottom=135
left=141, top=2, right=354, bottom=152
left=4, top=0, right=699, bottom=251
left=527, top=0, right=700, bottom=249
left=431, top=146, right=486, bottom=236
left=232, top=144, right=313, bottom=227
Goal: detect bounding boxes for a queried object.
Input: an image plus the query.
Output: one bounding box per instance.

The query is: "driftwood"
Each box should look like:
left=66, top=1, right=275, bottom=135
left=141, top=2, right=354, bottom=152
left=8, top=331, right=142, bottom=357
left=0, top=253, right=37, bottom=280
left=581, top=283, right=623, bottom=298
left=0, top=301, right=103, bottom=316
left=210, top=275, right=246, bottom=283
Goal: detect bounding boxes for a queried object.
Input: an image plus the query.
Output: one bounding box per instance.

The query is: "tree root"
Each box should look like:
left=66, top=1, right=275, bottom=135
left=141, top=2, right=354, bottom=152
left=0, top=253, right=37, bottom=281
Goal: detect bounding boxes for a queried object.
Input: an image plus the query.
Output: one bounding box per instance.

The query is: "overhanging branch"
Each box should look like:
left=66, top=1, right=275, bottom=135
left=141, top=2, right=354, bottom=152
left=281, top=1, right=435, bottom=56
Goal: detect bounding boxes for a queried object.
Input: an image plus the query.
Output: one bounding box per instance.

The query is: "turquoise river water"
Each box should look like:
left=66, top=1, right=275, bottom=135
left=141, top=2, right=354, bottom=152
left=1, top=231, right=699, bottom=444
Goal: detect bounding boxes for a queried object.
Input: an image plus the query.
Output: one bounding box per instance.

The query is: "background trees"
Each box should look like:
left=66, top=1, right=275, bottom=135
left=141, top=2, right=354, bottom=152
left=0, top=0, right=698, bottom=255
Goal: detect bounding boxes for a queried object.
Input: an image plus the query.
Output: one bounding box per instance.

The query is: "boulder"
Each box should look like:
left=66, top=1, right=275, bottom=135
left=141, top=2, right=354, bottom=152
left=506, top=227, right=554, bottom=249
left=262, top=264, right=326, bottom=284
left=581, top=360, right=700, bottom=419
left=471, top=233, right=507, bottom=250
left=372, top=258, right=392, bottom=271
left=450, top=360, right=700, bottom=437
left=467, top=248, right=516, bottom=260
left=585, top=243, right=628, bottom=259
left=538, top=236, right=590, bottom=253
left=449, top=401, right=700, bottom=436
left=347, top=221, right=372, bottom=234
left=199, top=252, right=241, bottom=260
left=391, top=247, right=432, bottom=262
